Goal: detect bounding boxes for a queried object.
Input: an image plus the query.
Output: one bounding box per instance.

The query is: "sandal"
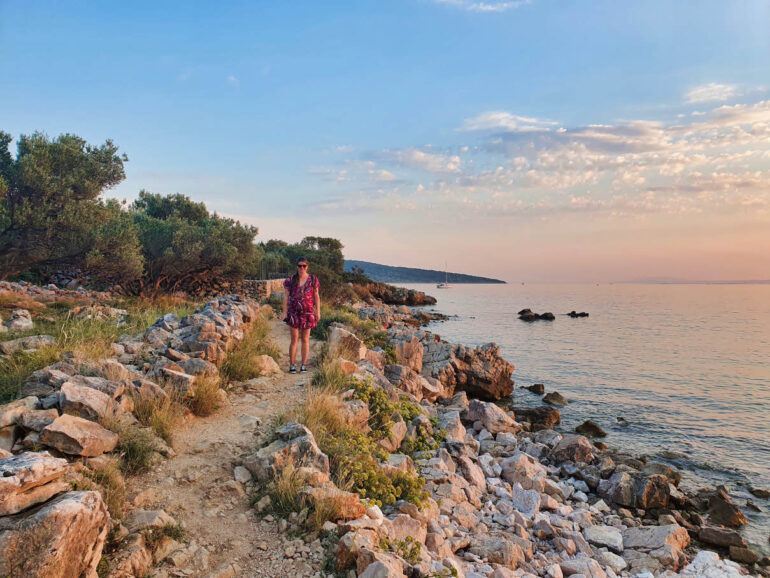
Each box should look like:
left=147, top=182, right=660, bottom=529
left=300, top=365, right=307, bottom=373
left=289, top=365, right=297, bottom=374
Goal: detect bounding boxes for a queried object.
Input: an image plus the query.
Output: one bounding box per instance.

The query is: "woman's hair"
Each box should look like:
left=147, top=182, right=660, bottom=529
left=290, top=257, right=310, bottom=291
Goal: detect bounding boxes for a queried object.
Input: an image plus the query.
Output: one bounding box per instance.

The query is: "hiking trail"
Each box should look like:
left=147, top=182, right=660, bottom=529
left=129, top=319, right=325, bottom=578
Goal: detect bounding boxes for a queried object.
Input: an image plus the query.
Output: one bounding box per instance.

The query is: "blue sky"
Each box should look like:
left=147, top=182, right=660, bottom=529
left=2, top=0, right=770, bottom=281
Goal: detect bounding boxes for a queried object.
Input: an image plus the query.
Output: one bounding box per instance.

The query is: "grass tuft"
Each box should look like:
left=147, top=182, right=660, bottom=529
left=0, top=346, right=60, bottom=403
left=131, top=389, right=185, bottom=445
left=185, top=376, right=221, bottom=417
left=265, top=465, right=308, bottom=517
left=220, top=316, right=281, bottom=382
left=81, top=459, right=127, bottom=520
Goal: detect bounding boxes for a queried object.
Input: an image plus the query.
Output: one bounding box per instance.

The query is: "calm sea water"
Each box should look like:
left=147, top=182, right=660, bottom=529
left=400, top=283, right=770, bottom=552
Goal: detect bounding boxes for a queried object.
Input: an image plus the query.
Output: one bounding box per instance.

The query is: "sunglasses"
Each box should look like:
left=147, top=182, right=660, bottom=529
left=297, top=264, right=307, bottom=268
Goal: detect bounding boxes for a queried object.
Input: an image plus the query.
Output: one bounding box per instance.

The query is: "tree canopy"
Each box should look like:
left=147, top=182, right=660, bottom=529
left=0, top=131, right=142, bottom=282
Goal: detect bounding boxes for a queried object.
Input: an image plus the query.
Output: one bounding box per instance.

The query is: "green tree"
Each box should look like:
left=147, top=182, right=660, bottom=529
left=0, top=131, right=143, bottom=283
left=131, top=191, right=259, bottom=292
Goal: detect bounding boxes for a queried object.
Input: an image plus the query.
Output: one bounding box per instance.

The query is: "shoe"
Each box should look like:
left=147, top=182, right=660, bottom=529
left=300, top=365, right=307, bottom=373
left=289, top=365, right=297, bottom=374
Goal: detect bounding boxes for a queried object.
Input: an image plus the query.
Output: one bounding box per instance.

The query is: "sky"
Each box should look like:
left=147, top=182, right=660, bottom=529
left=2, top=0, right=770, bottom=283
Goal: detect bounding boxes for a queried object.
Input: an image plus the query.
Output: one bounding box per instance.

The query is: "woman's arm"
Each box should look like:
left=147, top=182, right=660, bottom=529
left=282, top=289, right=288, bottom=320
left=314, top=286, right=321, bottom=322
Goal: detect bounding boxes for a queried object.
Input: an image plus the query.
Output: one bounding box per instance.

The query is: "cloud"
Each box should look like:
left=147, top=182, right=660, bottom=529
left=460, top=111, right=557, bottom=132
left=684, top=82, right=739, bottom=104
left=226, top=75, right=240, bottom=87
left=381, top=148, right=462, bottom=174
left=431, top=0, right=530, bottom=12
left=314, top=98, right=770, bottom=222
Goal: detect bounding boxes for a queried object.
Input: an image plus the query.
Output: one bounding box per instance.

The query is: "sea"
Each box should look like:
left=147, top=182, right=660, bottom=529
left=398, top=282, right=770, bottom=553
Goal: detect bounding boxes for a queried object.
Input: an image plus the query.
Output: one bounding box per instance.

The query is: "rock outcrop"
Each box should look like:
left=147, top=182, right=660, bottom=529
left=0, top=491, right=109, bottom=578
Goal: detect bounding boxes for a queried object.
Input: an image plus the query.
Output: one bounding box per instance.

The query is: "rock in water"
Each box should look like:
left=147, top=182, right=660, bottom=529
left=707, top=488, right=748, bottom=527
left=576, top=419, right=607, bottom=437
left=0, top=491, right=109, bottom=578
left=513, top=406, right=561, bottom=429
left=525, top=383, right=544, bottom=395
left=542, top=391, right=568, bottom=406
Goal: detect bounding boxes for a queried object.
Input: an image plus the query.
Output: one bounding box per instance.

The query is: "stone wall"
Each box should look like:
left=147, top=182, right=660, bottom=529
left=240, top=279, right=285, bottom=300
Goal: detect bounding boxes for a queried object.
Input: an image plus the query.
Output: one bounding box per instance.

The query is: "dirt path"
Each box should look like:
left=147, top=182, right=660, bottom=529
left=130, top=319, right=327, bottom=578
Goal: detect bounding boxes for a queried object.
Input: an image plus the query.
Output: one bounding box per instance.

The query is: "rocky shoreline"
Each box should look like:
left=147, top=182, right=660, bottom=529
left=245, top=299, right=766, bottom=577
left=0, top=284, right=767, bottom=577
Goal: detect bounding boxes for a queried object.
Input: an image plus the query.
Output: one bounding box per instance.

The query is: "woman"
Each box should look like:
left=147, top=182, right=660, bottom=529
left=282, top=257, right=321, bottom=373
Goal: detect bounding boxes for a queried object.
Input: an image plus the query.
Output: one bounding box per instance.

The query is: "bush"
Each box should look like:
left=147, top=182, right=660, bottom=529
left=116, top=426, right=157, bottom=474
left=81, top=459, right=127, bottom=520
left=264, top=465, right=307, bottom=517
left=185, top=376, right=221, bottom=417
left=221, top=318, right=280, bottom=382
left=131, top=389, right=184, bottom=445
left=141, top=523, right=186, bottom=552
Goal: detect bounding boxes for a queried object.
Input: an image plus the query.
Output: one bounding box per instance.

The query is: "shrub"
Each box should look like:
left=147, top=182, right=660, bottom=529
left=131, top=389, right=184, bottom=445
left=81, top=459, right=127, bottom=520
left=381, top=535, right=422, bottom=565
left=265, top=465, right=307, bottom=517
left=221, top=318, right=280, bottom=382
left=185, top=376, right=221, bottom=417
left=102, top=418, right=157, bottom=475
left=141, top=523, right=186, bottom=552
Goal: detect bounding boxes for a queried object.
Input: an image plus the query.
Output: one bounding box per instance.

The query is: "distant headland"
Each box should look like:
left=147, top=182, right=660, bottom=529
left=345, top=260, right=506, bottom=284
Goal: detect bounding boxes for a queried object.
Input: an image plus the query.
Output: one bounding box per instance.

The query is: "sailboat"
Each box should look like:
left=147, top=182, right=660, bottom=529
left=436, top=263, right=452, bottom=289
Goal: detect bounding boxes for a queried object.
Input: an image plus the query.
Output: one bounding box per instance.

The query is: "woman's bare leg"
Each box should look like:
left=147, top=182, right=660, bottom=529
left=300, top=328, right=311, bottom=365
left=289, top=327, right=299, bottom=365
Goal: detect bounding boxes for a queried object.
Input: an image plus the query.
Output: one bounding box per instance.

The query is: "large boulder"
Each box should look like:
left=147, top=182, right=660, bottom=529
left=550, top=434, right=593, bottom=463
left=464, top=399, right=521, bottom=434
left=0, top=397, right=39, bottom=429
left=6, top=309, right=34, bottom=331
left=389, top=330, right=424, bottom=373
left=513, top=406, right=561, bottom=429
left=501, top=452, right=547, bottom=492
left=40, top=414, right=119, bottom=457
left=244, top=422, right=329, bottom=482
left=385, top=365, right=444, bottom=402
left=328, top=326, right=367, bottom=361
left=177, top=358, right=219, bottom=377
left=60, top=382, right=119, bottom=422
left=421, top=340, right=514, bottom=401
left=0, top=491, right=109, bottom=578
left=469, top=536, right=525, bottom=569
left=622, top=524, right=690, bottom=571
left=0, top=452, right=70, bottom=516
left=598, top=472, right=670, bottom=509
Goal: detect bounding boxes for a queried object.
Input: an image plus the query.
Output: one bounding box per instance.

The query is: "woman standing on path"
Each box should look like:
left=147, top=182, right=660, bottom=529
left=282, top=257, right=321, bottom=373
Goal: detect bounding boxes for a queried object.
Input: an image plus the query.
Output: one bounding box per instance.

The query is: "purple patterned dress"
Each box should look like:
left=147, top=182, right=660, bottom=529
left=284, top=275, right=319, bottom=329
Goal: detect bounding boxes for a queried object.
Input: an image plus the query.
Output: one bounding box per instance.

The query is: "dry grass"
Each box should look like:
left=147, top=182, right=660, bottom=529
left=131, top=389, right=186, bottom=445
left=306, top=494, right=343, bottom=533
left=101, top=413, right=158, bottom=475
left=266, top=465, right=307, bottom=517
left=310, top=356, right=353, bottom=393
left=185, top=376, right=221, bottom=417
left=0, top=293, right=198, bottom=401
left=81, top=459, right=127, bottom=520
left=281, top=386, right=347, bottom=439
left=0, top=346, right=60, bottom=403
left=221, top=317, right=281, bottom=382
